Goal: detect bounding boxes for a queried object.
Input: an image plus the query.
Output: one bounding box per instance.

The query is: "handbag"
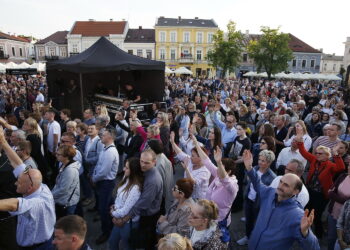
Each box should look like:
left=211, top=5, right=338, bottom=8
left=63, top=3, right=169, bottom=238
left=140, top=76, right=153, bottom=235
left=218, top=210, right=231, bottom=243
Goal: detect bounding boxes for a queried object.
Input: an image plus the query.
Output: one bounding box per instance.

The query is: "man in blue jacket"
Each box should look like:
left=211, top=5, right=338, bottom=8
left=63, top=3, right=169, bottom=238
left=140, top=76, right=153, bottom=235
left=242, top=150, right=320, bottom=250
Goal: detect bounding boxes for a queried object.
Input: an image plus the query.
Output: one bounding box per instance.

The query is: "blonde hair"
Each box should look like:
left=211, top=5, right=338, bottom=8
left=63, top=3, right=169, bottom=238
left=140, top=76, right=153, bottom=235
left=157, top=112, right=170, bottom=127
left=24, top=117, right=40, bottom=136
left=157, top=233, right=193, bottom=250
left=97, top=104, right=108, bottom=116
left=148, top=124, right=160, bottom=136
left=196, top=199, right=219, bottom=224
left=316, top=146, right=331, bottom=158
left=296, top=120, right=308, bottom=135
left=66, top=121, right=77, bottom=130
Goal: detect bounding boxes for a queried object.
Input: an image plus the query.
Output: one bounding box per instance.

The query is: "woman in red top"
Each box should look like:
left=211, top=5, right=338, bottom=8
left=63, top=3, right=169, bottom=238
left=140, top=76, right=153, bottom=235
left=295, top=135, right=345, bottom=238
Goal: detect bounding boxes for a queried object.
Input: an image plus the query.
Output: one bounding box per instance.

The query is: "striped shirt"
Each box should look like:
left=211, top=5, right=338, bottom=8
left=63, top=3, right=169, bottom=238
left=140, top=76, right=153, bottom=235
left=10, top=164, right=56, bottom=247
left=312, top=136, right=340, bottom=152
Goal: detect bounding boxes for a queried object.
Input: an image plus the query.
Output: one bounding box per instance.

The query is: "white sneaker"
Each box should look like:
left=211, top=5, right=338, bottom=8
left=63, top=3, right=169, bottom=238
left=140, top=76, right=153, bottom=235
left=240, top=217, right=246, bottom=222
left=237, top=236, right=248, bottom=246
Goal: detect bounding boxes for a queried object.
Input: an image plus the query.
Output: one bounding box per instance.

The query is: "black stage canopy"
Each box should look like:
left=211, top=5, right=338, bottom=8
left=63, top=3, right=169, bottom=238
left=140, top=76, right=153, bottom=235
left=46, top=37, right=165, bottom=117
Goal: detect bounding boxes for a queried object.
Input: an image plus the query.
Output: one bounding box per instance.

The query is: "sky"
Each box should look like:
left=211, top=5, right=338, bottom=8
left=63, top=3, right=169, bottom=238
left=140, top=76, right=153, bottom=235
left=1, top=0, right=348, bottom=55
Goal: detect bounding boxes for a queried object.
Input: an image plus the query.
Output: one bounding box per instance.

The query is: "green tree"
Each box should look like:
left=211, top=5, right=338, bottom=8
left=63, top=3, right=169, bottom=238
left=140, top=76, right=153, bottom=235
left=247, top=27, right=293, bottom=79
left=206, top=21, right=244, bottom=78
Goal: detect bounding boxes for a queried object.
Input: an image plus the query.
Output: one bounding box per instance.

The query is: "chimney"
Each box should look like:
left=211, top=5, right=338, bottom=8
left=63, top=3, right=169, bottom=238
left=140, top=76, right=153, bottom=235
left=110, top=18, right=113, bottom=21
left=178, top=16, right=181, bottom=21
left=195, top=17, right=199, bottom=19
left=319, top=48, right=323, bottom=52
left=245, top=30, right=249, bottom=35
left=139, top=26, right=142, bottom=30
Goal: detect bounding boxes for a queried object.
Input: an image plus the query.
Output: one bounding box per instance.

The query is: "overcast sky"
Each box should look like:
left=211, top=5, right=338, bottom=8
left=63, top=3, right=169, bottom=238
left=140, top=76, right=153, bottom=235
left=1, top=0, right=348, bottom=55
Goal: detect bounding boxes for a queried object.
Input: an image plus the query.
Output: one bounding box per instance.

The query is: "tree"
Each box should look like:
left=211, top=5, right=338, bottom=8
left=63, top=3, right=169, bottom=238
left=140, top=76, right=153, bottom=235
left=206, top=21, right=244, bottom=78
left=247, top=27, right=293, bottom=79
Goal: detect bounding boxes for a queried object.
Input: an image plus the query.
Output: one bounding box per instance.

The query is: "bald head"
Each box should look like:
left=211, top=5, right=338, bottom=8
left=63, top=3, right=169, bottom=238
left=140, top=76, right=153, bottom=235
left=16, top=168, right=42, bottom=196
left=276, top=173, right=302, bottom=202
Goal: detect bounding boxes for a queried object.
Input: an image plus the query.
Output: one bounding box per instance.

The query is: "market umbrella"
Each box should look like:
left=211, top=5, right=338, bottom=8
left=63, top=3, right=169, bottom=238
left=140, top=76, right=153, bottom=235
left=165, top=67, right=174, bottom=74
left=174, top=67, right=193, bottom=75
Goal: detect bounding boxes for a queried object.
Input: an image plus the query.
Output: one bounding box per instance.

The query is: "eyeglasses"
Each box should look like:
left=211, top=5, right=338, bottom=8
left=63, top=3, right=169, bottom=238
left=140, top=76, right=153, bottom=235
left=260, top=141, right=266, bottom=145
left=23, top=165, right=33, bottom=186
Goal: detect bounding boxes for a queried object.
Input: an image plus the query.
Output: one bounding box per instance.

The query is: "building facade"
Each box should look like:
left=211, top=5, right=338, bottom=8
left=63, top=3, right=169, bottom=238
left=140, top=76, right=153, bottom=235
left=155, top=16, right=219, bottom=76
left=320, top=54, right=344, bottom=74
left=343, top=37, right=350, bottom=69
left=34, top=31, right=68, bottom=61
left=67, top=20, right=128, bottom=56
left=238, top=33, right=322, bottom=75
left=0, top=32, right=32, bottom=63
left=123, top=27, right=155, bottom=59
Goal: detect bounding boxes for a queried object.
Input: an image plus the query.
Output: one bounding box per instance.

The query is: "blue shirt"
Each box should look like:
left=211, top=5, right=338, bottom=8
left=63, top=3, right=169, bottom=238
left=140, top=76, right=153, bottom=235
left=213, top=111, right=237, bottom=148
left=246, top=169, right=320, bottom=250
left=92, top=144, right=119, bottom=182
left=10, top=164, right=56, bottom=247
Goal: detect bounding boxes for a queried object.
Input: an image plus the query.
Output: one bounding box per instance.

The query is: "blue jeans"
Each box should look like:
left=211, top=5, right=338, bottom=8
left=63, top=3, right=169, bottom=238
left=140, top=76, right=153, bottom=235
left=109, top=221, right=139, bottom=250
left=66, top=204, right=77, bottom=215
left=328, top=214, right=338, bottom=250
left=96, top=179, right=115, bottom=236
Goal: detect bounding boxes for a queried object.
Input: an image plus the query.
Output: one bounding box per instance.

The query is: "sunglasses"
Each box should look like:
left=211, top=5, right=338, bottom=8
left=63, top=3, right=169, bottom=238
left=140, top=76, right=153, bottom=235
left=23, top=165, right=33, bottom=186
left=172, top=186, right=183, bottom=194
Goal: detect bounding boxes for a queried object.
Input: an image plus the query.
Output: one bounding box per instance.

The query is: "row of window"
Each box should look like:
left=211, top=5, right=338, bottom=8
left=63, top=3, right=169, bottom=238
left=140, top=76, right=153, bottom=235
left=159, top=49, right=204, bottom=60
left=323, top=63, right=343, bottom=72
left=3, top=47, right=25, bottom=57
left=38, top=47, right=67, bottom=57
left=127, top=49, right=153, bottom=59
left=159, top=31, right=214, bottom=44
left=292, top=59, right=316, bottom=68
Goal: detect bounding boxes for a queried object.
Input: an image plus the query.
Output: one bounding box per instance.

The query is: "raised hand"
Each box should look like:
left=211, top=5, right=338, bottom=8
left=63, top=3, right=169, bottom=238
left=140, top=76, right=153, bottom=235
left=242, top=150, right=253, bottom=171
left=170, top=131, right=175, bottom=143
left=214, top=146, right=222, bottom=163
left=300, top=209, right=314, bottom=237
left=190, top=133, right=198, bottom=145
left=181, top=157, right=190, bottom=170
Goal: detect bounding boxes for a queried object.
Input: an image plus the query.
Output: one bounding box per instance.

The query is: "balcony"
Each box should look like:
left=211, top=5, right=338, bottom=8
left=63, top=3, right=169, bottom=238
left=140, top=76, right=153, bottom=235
left=0, top=53, right=9, bottom=59
left=70, top=52, right=79, bottom=56
left=179, top=54, right=194, bottom=63
left=45, top=56, right=59, bottom=60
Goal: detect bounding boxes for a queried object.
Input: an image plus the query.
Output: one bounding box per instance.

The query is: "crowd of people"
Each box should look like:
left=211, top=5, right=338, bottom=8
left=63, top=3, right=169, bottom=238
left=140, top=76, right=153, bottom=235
left=0, top=73, right=350, bottom=250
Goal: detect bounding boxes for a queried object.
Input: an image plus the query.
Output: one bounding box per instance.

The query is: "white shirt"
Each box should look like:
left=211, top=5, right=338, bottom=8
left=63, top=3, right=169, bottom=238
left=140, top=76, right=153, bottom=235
left=270, top=176, right=309, bottom=208
left=112, top=180, right=141, bottom=222
left=248, top=171, right=263, bottom=201
left=275, top=147, right=307, bottom=169
left=35, top=93, right=44, bottom=102
left=284, top=134, right=312, bottom=151
left=177, top=152, right=210, bottom=199
left=47, top=120, right=61, bottom=153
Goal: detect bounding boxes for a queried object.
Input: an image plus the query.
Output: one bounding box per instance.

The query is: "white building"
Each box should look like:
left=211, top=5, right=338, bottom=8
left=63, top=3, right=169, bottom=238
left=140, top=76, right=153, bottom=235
left=123, top=27, right=155, bottom=59
left=0, top=31, right=32, bottom=62
left=320, top=53, right=344, bottom=74
left=34, top=31, right=68, bottom=61
left=67, top=19, right=128, bottom=56
left=344, top=37, right=350, bottom=69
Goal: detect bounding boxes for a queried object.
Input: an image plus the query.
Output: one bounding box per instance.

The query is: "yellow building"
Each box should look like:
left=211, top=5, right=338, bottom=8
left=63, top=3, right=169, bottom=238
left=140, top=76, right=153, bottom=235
left=155, top=16, right=219, bottom=77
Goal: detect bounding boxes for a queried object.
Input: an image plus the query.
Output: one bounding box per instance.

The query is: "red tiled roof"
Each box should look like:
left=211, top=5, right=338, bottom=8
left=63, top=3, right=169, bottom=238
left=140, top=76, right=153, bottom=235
left=36, top=31, right=68, bottom=45
left=70, top=21, right=127, bottom=36
left=244, top=33, right=321, bottom=53
left=288, top=33, right=320, bottom=53
left=0, top=31, right=30, bottom=42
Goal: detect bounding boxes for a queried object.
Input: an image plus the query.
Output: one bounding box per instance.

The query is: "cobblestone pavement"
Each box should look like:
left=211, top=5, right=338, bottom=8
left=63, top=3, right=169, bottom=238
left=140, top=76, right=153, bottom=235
left=84, top=164, right=327, bottom=250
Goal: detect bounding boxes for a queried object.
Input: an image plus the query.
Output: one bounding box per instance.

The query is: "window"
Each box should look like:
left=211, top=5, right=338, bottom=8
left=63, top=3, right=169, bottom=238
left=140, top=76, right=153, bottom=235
left=197, top=32, right=203, bottom=43
left=60, top=48, right=67, bottom=57
left=137, top=49, right=143, bottom=57
left=128, top=50, right=133, bottom=55
left=146, top=50, right=152, bottom=59
left=72, top=44, right=78, bottom=53
left=302, top=59, right=306, bottom=68
left=310, top=59, right=315, bottom=68
left=208, top=33, right=214, bottom=43
left=160, top=49, right=165, bottom=60
left=196, top=50, right=202, bottom=60
left=39, top=48, right=44, bottom=57
left=292, top=59, right=297, bottom=67
left=243, top=53, right=248, bottom=62
left=160, top=32, right=166, bottom=42
left=184, top=32, right=190, bottom=43
left=170, top=32, right=176, bottom=42
left=170, top=49, right=176, bottom=60
left=333, top=64, right=336, bottom=71
left=49, top=47, right=55, bottom=56
left=323, top=63, right=327, bottom=71
left=12, top=47, right=15, bottom=56
left=19, top=48, right=23, bottom=57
